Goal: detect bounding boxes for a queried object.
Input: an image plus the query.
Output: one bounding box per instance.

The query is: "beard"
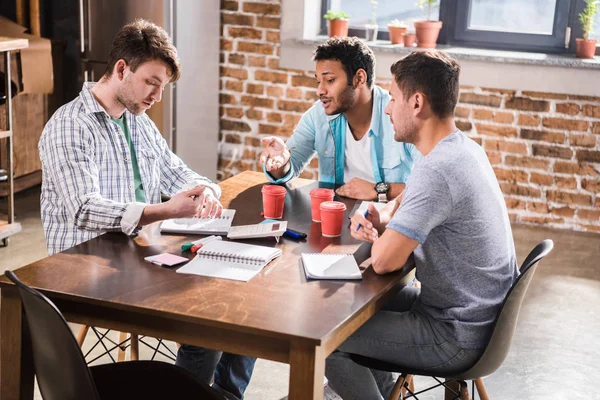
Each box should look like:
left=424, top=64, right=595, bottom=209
left=115, top=77, right=144, bottom=115
left=393, top=117, right=418, bottom=144
left=323, top=85, right=356, bottom=115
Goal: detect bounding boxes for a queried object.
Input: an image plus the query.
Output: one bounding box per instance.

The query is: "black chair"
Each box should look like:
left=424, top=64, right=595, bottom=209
left=349, top=239, right=554, bottom=400
left=5, top=270, right=226, bottom=400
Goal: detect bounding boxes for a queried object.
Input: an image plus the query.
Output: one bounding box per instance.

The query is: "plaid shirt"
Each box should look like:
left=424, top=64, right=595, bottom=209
left=39, top=83, right=220, bottom=255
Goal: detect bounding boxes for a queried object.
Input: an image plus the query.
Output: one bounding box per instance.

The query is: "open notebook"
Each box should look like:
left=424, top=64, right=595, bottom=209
left=176, top=240, right=282, bottom=282
left=301, top=253, right=362, bottom=280
left=160, top=209, right=236, bottom=235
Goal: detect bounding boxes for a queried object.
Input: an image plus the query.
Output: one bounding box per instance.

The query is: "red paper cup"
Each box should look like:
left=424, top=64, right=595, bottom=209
left=310, top=188, right=335, bottom=222
left=262, top=185, right=287, bottom=219
left=319, top=201, right=347, bottom=237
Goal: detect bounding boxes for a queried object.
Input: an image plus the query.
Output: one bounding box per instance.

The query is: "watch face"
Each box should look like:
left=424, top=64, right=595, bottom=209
left=375, top=182, right=390, bottom=193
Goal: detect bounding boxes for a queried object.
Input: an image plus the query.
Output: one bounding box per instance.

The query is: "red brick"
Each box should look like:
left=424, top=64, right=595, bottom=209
left=299, top=170, right=314, bottom=179
left=222, top=13, right=254, bottom=27
left=222, top=0, right=238, bottom=11
left=255, top=70, right=288, bottom=84
left=527, top=202, right=549, bottom=213
left=520, top=216, right=564, bottom=224
left=220, top=66, right=248, bottom=80
left=542, top=117, right=589, bottom=132
left=241, top=95, right=274, bottom=108
left=256, top=16, right=280, bottom=29
left=577, top=209, right=600, bottom=221
left=266, top=86, right=284, bottom=97
left=242, top=148, right=257, bottom=159
left=309, top=158, right=319, bottom=168
left=532, top=144, right=573, bottom=160
left=485, top=139, right=527, bottom=154
left=473, top=109, right=513, bottom=123
left=220, top=93, right=237, bottom=105
left=593, top=122, right=600, bottom=134
left=258, top=123, right=282, bottom=135
left=521, top=91, right=568, bottom=100
left=505, top=197, right=526, bottom=209
left=493, top=111, right=514, bottom=124
left=481, top=87, right=517, bottom=95
left=582, top=224, right=600, bottom=232
left=576, top=150, right=600, bottom=163
left=305, top=90, right=318, bottom=101
left=550, top=206, right=575, bottom=218
left=499, top=183, right=541, bottom=198
left=221, top=119, right=251, bottom=132
left=224, top=133, right=242, bottom=143
left=243, top=2, right=280, bottom=15
left=472, top=109, right=493, bottom=120
left=470, top=136, right=482, bottom=145
left=475, top=123, right=518, bottom=137
left=553, top=162, right=600, bottom=176
left=555, top=103, right=580, bottom=115
left=570, top=134, right=597, bottom=147
left=517, top=114, right=541, bottom=127
left=456, top=120, right=473, bottom=132
left=505, top=97, right=550, bottom=112
left=286, top=87, right=303, bottom=99
left=237, top=41, right=274, bottom=55
left=459, top=93, right=502, bottom=107
left=520, top=129, right=565, bottom=144
left=494, top=168, right=529, bottom=183
left=292, top=75, right=317, bottom=88
left=267, top=57, right=280, bottom=69
left=224, top=107, right=244, bottom=118
left=454, top=106, right=470, bottom=118
left=555, top=176, right=577, bottom=189
left=248, top=56, right=267, bottom=67
left=245, top=136, right=261, bottom=147
left=277, top=99, right=313, bottom=113
left=284, top=114, right=302, bottom=126
left=266, top=112, right=283, bottom=123
left=505, top=155, right=550, bottom=170
left=245, top=109, right=264, bottom=120
left=508, top=213, right=519, bottom=223
left=266, top=31, right=280, bottom=43
left=246, top=83, right=265, bottom=95
left=582, top=104, right=600, bottom=118
left=582, top=179, right=600, bottom=193
left=546, top=190, right=593, bottom=206
left=228, top=53, right=246, bottom=65
left=529, top=172, right=553, bottom=186
left=221, top=38, right=233, bottom=51
left=225, top=80, right=243, bottom=92
left=568, top=94, right=600, bottom=101
left=486, top=152, right=502, bottom=165
left=228, top=27, right=262, bottom=40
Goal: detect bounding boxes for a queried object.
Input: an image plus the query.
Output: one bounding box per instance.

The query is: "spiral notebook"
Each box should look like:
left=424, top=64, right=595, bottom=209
left=160, top=209, right=236, bottom=235
left=176, top=240, right=282, bottom=281
left=301, top=253, right=362, bottom=280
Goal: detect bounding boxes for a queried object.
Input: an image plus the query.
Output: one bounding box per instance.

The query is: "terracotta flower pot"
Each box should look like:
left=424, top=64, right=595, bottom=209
left=388, top=25, right=407, bottom=45
left=576, top=38, right=597, bottom=59
left=403, top=33, right=416, bottom=48
left=328, top=19, right=349, bottom=38
left=414, top=20, right=443, bottom=48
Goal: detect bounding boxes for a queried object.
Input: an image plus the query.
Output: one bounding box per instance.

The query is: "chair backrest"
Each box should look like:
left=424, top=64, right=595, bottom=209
left=460, top=239, right=554, bottom=380
left=5, top=270, right=101, bottom=400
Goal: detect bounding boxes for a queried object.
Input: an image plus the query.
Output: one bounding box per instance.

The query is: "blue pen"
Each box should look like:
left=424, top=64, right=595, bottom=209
left=355, top=209, right=370, bottom=232
left=283, top=229, right=307, bottom=240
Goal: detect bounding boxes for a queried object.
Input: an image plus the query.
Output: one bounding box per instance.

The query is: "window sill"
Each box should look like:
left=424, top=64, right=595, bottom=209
left=280, top=36, right=600, bottom=96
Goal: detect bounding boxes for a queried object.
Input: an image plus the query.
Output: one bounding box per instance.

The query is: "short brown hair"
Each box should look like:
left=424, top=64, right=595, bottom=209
left=105, top=19, right=180, bottom=82
left=390, top=50, right=460, bottom=118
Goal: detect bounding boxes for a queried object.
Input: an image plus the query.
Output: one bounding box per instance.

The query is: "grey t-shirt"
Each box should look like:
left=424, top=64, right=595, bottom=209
left=387, top=131, right=518, bottom=349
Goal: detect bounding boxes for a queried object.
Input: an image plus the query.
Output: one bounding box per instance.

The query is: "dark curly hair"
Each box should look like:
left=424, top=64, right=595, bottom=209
left=105, top=19, right=180, bottom=82
left=313, top=37, right=376, bottom=88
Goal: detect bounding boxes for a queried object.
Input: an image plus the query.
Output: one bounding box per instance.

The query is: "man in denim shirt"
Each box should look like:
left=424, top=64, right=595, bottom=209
left=260, top=37, right=421, bottom=202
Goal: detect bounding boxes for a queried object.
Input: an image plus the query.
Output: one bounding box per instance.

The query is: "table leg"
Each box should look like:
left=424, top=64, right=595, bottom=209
left=1, top=286, right=34, bottom=400
left=288, top=341, right=325, bottom=400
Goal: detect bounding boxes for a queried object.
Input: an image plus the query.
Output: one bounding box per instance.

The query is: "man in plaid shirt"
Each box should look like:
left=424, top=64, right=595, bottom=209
left=38, top=19, right=255, bottom=400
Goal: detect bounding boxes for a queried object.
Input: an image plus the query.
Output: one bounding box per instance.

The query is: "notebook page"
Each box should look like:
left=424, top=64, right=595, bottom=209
left=177, top=256, right=265, bottom=282
left=198, top=240, right=282, bottom=263
left=301, top=253, right=362, bottom=280
left=160, top=209, right=236, bottom=234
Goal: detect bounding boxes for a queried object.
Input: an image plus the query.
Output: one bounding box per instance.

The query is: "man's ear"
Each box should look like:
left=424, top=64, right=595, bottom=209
left=114, top=59, right=127, bottom=81
left=353, top=69, right=368, bottom=88
left=413, top=92, right=426, bottom=116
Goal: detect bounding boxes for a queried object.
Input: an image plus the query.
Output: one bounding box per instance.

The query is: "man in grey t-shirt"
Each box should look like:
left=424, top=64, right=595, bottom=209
left=325, top=51, right=518, bottom=400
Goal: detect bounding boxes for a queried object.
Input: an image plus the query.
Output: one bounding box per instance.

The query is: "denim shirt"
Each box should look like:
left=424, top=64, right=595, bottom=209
left=265, top=85, right=421, bottom=185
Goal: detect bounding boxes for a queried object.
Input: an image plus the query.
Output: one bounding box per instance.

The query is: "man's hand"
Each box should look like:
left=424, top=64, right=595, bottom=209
left=259, top=136, right=291, bottom=172
left=336, top=178, right=377, bottom=200
left=167, top=186, right=223, bottom=219
left=350, top=203, right=381, bottom=243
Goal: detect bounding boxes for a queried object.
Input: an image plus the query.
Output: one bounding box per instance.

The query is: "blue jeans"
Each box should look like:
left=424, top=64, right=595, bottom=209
left=325, top=286, right=481, bottom=400
left=175, top=346, right=256, bottom=400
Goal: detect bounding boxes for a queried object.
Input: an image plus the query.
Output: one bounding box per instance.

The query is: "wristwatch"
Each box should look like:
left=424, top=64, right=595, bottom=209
left=374, top=181, right=390, bottom=203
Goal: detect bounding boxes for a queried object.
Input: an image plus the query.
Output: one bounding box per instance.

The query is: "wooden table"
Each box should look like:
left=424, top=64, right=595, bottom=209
left=0, top=171, right=414, bottom=400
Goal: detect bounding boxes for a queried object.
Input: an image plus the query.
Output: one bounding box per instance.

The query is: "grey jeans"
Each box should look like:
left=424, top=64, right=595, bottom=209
left=325, top=286, right=482, bottom=400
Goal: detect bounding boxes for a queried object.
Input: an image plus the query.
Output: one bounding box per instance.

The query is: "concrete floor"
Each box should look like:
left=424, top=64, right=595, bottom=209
left=1, top=185, right=599, bottom=400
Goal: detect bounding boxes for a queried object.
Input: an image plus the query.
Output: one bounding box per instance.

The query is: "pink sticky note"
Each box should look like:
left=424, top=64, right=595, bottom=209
left=144, top=253, right=189, bottom=267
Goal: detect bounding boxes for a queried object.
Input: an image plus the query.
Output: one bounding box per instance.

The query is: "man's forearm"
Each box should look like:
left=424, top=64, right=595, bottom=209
left=387, top=183, right=406, bottom=201
left=139, top=203, right=171, bottom=226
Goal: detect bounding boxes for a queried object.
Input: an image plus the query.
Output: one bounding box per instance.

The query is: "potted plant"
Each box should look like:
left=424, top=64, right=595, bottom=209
left=365, top=0, right=378, bottom=42
left=576, top=0, right=599, bottom=58
left=324, top=10, right=350, bottom=38
left=388, top=19, right=408, bottom=45
left=414, top=0, right=442, bottom=48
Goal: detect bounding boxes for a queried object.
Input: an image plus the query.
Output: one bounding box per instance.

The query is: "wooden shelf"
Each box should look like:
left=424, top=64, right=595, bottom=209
left=0, top=37, right=28, bottom=52
left=0, top=221, right=22, bottom=240
left=0, top=129, right=12, bottom=140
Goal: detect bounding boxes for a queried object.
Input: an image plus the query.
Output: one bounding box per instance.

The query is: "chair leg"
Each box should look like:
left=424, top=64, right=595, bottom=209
left=117, top=332, right=128, bottom=361
left=389, top=373, right=409, bottom=400
left=474, top=379, right=490, bottom=400
left=76, top=325, right=89, bottom=347
left=401, top=375, right=414, bottom=397
left=408, top=376, right=415, bottom=393
left=459, top=381, right=470, bottom=400
left=130, top=333, right=139, bottom=361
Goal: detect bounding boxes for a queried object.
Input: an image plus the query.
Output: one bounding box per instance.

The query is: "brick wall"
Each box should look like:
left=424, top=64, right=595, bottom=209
left=218, top=0, right=600, bottom=233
